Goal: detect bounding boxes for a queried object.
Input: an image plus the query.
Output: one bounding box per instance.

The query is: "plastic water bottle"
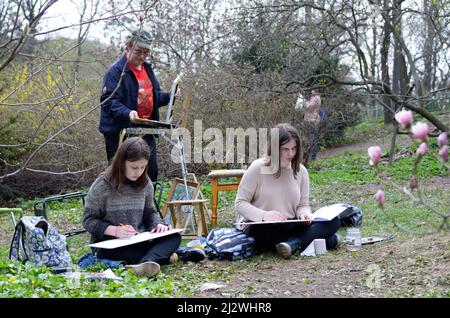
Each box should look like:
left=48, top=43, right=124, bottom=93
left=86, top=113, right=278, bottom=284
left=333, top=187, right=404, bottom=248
left=345, top=228, right=362, bottom=251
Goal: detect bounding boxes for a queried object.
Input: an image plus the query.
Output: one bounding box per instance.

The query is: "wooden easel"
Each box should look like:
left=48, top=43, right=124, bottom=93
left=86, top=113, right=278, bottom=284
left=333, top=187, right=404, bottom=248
left=177, top=86, right=192, bottom=129
left=187, top=173, right=212, bottom=224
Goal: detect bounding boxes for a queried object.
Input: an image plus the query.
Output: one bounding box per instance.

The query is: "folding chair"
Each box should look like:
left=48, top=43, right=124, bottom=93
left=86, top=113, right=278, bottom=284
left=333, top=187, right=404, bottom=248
left=33, top=191, right=87, bottom=237
left=152, top=181, right=164, bottom=218
left=0, top=207, right=22, bottom=228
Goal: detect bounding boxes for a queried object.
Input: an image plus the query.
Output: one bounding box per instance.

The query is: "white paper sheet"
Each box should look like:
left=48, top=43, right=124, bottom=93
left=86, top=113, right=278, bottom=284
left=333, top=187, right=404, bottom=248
left=300, top=241, right=316, bottom=256
left=312, top=204, right=348, bottom=221
left=88, top=228, right=184, bottom=249
left=62, top=269, right=124, bottom=281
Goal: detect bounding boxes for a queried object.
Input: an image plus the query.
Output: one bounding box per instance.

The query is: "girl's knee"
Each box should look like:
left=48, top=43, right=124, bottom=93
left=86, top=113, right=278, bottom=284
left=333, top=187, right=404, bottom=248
left=331, top=216, right=341, bottom=230
left=171, top=232, right=182, bottom=245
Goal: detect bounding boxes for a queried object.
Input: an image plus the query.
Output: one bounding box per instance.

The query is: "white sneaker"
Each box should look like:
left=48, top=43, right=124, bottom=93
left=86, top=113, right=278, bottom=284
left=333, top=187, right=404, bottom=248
left=125, top=261, right=160, bottom=277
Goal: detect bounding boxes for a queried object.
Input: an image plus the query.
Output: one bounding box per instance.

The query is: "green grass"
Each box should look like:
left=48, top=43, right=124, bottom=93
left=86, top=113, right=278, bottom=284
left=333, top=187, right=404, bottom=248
left=310, top=151, right=376, bottom=185
left=338, top=118, right=385, bottom=146
left=310, top=146, right=447, bottom=186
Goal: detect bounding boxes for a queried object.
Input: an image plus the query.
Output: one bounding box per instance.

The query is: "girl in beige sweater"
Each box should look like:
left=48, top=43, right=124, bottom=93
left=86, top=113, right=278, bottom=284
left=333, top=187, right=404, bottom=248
left=235, top=123, right=340, bottom=259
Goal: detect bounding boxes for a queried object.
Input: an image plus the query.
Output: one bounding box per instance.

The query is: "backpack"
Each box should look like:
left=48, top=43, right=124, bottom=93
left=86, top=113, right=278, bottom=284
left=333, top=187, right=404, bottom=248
left=206, top=228, right=256, bottom=261
left=9, top=216, right=72, bottom=269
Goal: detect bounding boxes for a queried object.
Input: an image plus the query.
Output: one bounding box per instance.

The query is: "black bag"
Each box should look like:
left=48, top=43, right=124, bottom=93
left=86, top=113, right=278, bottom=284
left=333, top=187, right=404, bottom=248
left=206, top=228, right=256, bottom=261
left=338, top=204, right=363, bottom=227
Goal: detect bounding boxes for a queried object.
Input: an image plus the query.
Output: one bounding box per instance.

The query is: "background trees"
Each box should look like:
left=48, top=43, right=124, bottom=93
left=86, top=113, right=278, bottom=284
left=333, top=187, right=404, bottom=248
left=0, top=0, right=448, bottom=202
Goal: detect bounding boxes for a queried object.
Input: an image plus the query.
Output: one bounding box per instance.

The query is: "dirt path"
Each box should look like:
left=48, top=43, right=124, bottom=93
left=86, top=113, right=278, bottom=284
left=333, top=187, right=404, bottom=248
left=317, top=140, right=376, bottom=160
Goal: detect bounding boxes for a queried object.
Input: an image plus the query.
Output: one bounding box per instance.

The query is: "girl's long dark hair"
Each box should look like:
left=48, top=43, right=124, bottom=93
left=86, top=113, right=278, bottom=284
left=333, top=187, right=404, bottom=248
left=104, top=137, right=151, bottom=191
left=265, top=123, right=302, bottom=179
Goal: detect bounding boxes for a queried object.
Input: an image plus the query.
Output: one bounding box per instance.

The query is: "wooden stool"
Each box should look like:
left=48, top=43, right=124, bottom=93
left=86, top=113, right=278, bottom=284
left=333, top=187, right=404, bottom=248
left=166, top=199, right=209, bottom=238
left=207, top=169, right=246, bottom=227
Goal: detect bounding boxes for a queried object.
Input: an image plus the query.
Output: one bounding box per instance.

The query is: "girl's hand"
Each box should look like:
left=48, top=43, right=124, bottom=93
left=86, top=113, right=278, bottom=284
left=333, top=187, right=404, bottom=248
left=150, top=223, right=172, bottom=233
left=262, top=211, right=287, bottom=222
left=115, top=225, right=138, bottom=238
left=299, top=212, right=314, bottom=225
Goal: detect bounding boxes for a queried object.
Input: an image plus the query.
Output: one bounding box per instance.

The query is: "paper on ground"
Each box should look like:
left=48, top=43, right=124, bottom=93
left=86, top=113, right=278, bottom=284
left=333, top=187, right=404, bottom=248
left=300, top=241, right=316, bottom=256
left=200, top=282, right=225, bottom=292
left=102, top=268, right=123, bottom=281
left=312, top=204, right=348, bottom=222
left=62, top=268, right=123, bottom=281
left=88, top=228, right=184, bottom=249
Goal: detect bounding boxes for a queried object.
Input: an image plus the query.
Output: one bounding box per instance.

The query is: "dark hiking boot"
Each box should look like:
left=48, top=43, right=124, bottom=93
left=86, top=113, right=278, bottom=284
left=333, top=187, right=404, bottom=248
left=178, top=248, right=207, bottom=263
left=275, top=237, right=302, bottom=259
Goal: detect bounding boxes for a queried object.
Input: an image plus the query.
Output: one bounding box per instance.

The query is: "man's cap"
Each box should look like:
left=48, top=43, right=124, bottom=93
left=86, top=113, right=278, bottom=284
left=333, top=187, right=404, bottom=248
left=128, top=30, right=152, bottom=49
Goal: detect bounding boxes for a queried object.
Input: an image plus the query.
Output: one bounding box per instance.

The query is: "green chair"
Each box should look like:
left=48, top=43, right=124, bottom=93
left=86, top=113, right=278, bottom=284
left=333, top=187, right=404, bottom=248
left=33, top=191, right=87, bottom=237
left=0, top=207, right=22, bottom=227
left=152, top=181, right=164, bottom=218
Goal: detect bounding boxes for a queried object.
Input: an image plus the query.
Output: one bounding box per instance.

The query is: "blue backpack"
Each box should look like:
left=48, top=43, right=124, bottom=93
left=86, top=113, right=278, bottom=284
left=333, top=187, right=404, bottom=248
left=9, top=216, right=72, bottom=269
left=206, top=228, right=256, bottom=261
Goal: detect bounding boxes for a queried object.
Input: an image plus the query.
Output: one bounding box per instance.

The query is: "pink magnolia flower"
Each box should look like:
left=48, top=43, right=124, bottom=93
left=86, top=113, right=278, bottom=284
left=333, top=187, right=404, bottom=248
left=394, top=110, right=413, bottom=128
left=138, top=13, right=145, bottom=22
left=416, top=143, right=429, bottom=157
left=368, top=146, right=382, bottom=166
left=439, top=146, right=449, bottom=162
left=437, top=132, right=447, bottom=148
left=374, top=190, right=385, bottom=207
left=411, top=122, right=429, bottom=142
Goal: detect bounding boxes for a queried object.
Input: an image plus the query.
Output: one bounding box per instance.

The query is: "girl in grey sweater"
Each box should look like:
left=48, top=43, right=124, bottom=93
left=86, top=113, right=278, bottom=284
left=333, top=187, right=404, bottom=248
left=83, top=137, right=180, bottom=277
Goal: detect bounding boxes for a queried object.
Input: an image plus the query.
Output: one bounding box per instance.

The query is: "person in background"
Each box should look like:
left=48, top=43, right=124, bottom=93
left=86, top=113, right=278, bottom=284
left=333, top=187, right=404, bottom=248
left=99, top=29, right=170, bottom=182
left=235, top=123, right=340, bottom=259
left=83, top=137, right=205, bottom=278
left=303, top=90, right=321, bottom=161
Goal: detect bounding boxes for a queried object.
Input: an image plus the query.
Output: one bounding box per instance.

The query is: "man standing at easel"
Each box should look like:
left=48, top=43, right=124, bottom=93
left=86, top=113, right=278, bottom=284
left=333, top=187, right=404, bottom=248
left=99, top=29, right=170, bottom=181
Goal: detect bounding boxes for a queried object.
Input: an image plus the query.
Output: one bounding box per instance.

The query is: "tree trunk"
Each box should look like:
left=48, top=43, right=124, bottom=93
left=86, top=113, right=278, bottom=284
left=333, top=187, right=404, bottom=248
left=370, top=14, right=378, bottom=113
left=381, top=0, right=392, bottom=124
left=422, top=0, right=435, bottom=94
left=391, top=0, right=403, bottom=116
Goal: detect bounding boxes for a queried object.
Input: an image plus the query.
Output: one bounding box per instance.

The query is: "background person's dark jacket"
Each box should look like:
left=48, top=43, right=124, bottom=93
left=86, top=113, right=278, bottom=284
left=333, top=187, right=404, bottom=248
left=99, top=55, right=170, bottom=133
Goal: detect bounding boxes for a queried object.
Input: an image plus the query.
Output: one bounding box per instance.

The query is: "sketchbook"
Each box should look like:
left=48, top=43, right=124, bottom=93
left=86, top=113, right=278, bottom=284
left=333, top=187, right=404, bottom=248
left=88, top=229, right=184, bottom=249
left=133, top=118, right=175, bottom=129
left=235, top=203, right=348, bottom=226
left=235, top=219, right=311, bottom=226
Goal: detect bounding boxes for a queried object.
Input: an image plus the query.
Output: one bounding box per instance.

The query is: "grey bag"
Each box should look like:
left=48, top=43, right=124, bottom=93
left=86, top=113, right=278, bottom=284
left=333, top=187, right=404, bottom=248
left=206, top=228, right=256, bottom=261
